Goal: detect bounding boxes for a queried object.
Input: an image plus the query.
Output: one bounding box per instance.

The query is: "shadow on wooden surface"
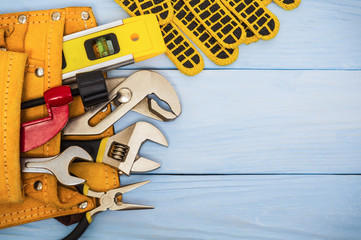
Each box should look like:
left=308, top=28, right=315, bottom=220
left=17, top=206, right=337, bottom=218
left=1, top=175, right=361, bottom=240
left=112, top=70, right=361, bottom=174
left=0, top=0, right=360, bottom=239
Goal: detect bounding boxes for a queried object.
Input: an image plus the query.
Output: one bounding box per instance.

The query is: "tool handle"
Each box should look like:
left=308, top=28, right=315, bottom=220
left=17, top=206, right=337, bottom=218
left=21, top=70, right=107, bottom=109
left=61, top=140, right=101, bottom=161
left=21, top=88, right=79, bottom=110
left=62, top=214, right=90, bottom=240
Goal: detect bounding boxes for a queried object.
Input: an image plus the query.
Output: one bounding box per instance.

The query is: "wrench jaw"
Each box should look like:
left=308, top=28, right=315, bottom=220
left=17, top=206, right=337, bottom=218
left=116, top=71, right=182, bottom=122
left=62, top=70, right=181, bottom=136
left=101, top=122, right=168, bottom=176
left=147, top=71, right=182, bottom=121
left=24, top=146, right=93, bottom=186
left=131, top=156, right=161, bottom=173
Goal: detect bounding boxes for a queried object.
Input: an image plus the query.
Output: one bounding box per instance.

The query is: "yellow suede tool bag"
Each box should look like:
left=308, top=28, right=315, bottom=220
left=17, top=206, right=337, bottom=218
left=0, top=7, right=119, bottom=229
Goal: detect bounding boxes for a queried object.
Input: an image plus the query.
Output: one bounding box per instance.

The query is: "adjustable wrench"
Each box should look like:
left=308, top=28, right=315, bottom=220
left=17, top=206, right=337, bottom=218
left=62, top=121, right=167, bottom=176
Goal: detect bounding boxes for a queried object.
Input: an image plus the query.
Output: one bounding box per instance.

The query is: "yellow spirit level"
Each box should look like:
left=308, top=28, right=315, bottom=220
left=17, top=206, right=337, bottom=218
left=62, top=14, right=165, bottom=84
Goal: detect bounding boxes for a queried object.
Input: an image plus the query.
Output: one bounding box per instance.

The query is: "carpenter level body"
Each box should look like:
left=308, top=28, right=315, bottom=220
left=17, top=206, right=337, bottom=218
left=62, top=14, right=165, bottom=84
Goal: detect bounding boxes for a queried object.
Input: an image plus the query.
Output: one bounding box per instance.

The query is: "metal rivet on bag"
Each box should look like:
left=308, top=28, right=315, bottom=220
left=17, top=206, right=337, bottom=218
left=34, top=181, right=43, bottom=191
left=79, top=202, right=88, bottom=209
left=18, top=14, right=27, bottom=24
left=51, top=12, right=61, bottom=21
left=35, top=67, right=44, bottom=77
left=101, top=106, right=108, bottom=112
left=81, top=11, right=90, bottom=20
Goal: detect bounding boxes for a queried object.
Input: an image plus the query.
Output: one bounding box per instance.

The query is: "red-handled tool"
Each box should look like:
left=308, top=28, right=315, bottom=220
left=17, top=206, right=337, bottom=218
left=20, top=86, right=73, bottom=153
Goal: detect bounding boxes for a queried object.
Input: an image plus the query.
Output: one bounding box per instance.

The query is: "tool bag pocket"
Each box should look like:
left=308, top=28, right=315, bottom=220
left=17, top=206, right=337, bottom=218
left=0, top=50, right=27, bottom=204
left=0, top=8, right=118, bottom=229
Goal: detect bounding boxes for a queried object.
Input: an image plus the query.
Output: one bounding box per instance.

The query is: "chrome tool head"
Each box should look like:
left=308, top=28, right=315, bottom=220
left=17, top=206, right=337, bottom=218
left=86, top=180, right=153, bottom=218
left=131, top=157, right=161, bottom=173
left=63, top=70, right=181, bottom=136
left=21, top=146, right=92, bottom=186
left=100, top=121, right=168, bottom=175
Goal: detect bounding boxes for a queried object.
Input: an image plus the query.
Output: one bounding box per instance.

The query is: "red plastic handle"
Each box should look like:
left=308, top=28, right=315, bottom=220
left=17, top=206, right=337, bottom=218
left=20, top=86, right=73, bottom=153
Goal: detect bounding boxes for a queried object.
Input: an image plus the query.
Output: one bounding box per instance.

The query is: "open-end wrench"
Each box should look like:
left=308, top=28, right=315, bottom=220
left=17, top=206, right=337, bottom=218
left=21, top=146, right=92, bottom=186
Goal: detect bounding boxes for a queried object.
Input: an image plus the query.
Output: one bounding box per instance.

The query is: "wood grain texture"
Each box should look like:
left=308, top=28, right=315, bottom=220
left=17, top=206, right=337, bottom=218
left=110, top=69, right=361, bottom=174
left=0, top=0, right=360, bottom=239
left=1, top=175, right=361, bottom=240
left=0, top=0, right=360, bottom=70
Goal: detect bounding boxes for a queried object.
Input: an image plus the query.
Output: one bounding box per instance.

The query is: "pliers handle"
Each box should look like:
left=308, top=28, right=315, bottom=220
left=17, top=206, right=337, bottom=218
left=62, top=181, right=153, bottom=240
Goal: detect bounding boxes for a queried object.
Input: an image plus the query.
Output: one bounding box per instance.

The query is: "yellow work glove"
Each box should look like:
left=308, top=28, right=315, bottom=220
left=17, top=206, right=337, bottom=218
left=115, top=0, right=280, bottom=76
left=115, top=0, right=300, bottom=76
left=262, top=0, right=301, bottom=10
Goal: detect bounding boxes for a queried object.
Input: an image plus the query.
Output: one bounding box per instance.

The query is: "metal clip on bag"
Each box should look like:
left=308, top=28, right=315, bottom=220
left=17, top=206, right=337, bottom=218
left=0, top=7, right=120, bottom=229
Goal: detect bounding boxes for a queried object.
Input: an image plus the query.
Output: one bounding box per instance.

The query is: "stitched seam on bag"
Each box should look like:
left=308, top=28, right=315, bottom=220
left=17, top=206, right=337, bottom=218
left=44, top=175, right=48, bottom=203
left=3, top=53, right=14, bottom=199
left=0, top=205, right=47, bottom=218
left=62, top=191, right=78, bottom=203
left=47, top=21, right=53, bottom=96
left=25, top=64, right=37, bottom=73
left=65, top=19, right=85, bottom=22
left=46, top=141, right=50, bottom=156
left=0, top=13, right=50, bottom=21
left=0, top=16, right=17, bottom=20
left=112, top=168, right=117, bottom=188
left=0, top=17, right=81, bottom=27
left=104, top=165, right=109, bottom=190
left=0, top=21, right=50, bottom=27
left=0, top=205, right=84, bottom=224
left=63, top=12, right=87, bottom=15
left=45, top=20, right=55, bottom=156
left=89, top=10, right=95, bottom=28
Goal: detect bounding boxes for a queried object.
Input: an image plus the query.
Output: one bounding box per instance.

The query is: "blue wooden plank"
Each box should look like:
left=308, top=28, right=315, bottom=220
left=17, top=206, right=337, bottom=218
left=1, top=175, right=360, bottom=240
left=0, top=1, right=360, bottom=240
left=109, top=69, right=361, bottom=174
left=0, top=0, right=360, bottom=70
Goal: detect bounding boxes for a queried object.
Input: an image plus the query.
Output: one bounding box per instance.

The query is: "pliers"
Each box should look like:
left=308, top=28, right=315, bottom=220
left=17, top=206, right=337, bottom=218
left=62, top=181, right=152, bottom=240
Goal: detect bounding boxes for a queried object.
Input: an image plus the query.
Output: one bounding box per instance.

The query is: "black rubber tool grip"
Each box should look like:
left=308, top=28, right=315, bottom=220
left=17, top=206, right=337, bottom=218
left=61, top=139, right=101, bottom=161
left=76, top=71, right=109, bottom=108
left=21, top=71, right=108, bottom=109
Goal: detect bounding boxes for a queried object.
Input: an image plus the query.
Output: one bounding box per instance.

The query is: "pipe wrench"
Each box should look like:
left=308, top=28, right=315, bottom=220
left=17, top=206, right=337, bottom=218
left=62, top=70, right=181, bottom=136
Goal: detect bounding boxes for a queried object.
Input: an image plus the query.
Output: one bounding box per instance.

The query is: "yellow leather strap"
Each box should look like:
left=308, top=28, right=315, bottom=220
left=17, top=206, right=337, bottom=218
left=0, top=50, right=27, bottom=204
left=0, top=7, right=117, bottom=229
